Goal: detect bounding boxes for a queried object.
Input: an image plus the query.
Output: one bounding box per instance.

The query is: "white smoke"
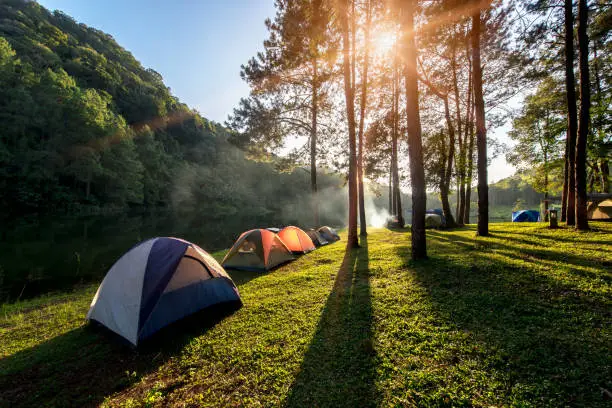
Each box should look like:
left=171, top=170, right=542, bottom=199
left=364, top=193, right=390, bottom=228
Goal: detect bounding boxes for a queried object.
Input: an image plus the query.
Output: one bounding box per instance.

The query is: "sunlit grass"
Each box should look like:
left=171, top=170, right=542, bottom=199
left=0, top=223, right=610, bottom=407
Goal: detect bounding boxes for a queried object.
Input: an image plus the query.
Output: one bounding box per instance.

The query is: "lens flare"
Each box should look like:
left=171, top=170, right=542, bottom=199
left=372, top=31, right=396, bottom=56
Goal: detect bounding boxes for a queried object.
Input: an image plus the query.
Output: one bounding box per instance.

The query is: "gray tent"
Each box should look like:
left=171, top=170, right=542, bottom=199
left=306, top=229, right=328, bottom=247
left=317, top=226, right=340, bottom=242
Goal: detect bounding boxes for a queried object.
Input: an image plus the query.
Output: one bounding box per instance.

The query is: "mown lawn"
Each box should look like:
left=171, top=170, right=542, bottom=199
left=1, top=223, right=610, bottom=407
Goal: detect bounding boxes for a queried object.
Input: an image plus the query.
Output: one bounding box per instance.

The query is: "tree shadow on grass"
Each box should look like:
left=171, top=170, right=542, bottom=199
left=428, top=229, right=610, bottom=273
left=397, top=232, right=611, bottom=406
left=285, top=237, right=376, bottom=408
left=0, top=301, right=241, bottom=408
left=500, top=228, right=612, bottom=246
left=226, top=269, right=266, bottom=286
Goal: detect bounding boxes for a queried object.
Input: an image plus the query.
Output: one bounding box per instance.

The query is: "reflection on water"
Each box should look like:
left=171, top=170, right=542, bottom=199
left=0, top=210, right=509, bottom=302
left=0, top=211, right=295, bottom=302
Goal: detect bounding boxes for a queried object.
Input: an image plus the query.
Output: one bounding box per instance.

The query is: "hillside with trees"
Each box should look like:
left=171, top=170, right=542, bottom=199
left=0, top=0, right=347, bottom=225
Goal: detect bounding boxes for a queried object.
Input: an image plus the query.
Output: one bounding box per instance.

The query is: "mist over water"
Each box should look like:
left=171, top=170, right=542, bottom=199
left=0, top=156, right=396, bottom=302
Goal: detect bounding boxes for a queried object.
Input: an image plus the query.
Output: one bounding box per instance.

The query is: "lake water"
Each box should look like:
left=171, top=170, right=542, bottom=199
left=0, top=211, right=294, bottom=303
left=0, top=208, right=510, bottom=303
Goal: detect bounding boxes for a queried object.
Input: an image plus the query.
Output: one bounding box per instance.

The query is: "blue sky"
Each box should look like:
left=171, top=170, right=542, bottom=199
left=37, top=0, right=514, bottom=182
left=38, top=0, right=276, bottom=123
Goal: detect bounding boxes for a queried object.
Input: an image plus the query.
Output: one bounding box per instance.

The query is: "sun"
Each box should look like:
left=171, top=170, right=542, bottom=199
left=371, top=30, right=396, bottom=56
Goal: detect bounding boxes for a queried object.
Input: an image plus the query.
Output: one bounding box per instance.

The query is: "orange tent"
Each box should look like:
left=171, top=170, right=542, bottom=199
left=222, top=229, right=294, bottom=271
left=278, top=226, right=316, bottom=254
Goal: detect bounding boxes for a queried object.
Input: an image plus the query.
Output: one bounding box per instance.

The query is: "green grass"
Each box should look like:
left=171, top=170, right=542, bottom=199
left=1, top=223, right=610, bottom=407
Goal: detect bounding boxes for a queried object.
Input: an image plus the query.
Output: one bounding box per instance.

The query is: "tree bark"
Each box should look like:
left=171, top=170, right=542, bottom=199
left=442, top=97, right=457, bottom=227
left=391, top=74, right=397, bottom=218
left=563, top=0, right=578, bottom=225
left=403, top=0, right=427, bottom=260
left=561, top=135, right=569, bottom=222
left=310, top=58, right=319, bottom=226
left=544, top=151, right=549, bottom=222
left=357, top=0, right=371, bottom=236
left=451, top=46, right=465, bottom=226
left=465, top=109, right=475, bottom=224
left=389, top=162, right=394, bottom=213
left=341, top=0, right=359, bottom=248
left=472, top=10, right=488, bottom=236
left=393, top=49, right=405, bottom=226
left=351, top=0, right=357, bottom=98
left=463, top=44, right=474, bottom=224
left=575, top=0, right=589, bottom=230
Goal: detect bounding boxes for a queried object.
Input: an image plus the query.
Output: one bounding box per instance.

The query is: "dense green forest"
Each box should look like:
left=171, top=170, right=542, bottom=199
left=0, top=0, right=351, bottom=224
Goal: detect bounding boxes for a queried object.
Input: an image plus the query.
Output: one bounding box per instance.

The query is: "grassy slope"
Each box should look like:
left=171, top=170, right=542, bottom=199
left=0, top=223, right=610, bottom=407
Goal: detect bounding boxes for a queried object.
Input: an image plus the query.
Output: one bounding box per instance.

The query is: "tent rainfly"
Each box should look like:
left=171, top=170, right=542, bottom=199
left=87, top=237, right=241, bottom=346
left=278, top=226, right=316, bottom=254
left=222, top=229, right=295, bottom=272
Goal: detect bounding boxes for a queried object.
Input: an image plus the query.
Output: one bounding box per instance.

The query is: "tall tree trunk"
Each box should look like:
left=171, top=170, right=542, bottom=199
left=341, top=0, right=359, bottom=248
left=311, top=58, right=319, bottom=226
left=403, top=0, right=427, bottom=260
left=351, top=0, right=357, bottom=97
left=439, top=137, right=449, bottom=222
left=442, top=97, right=457, bottom=227
left=395, top=183, right=404, bottom=225
left=388, top=165, right=393, bottom=212
left=465, top=113, right=475, bottom=224
left=564, top=0, right=578, bottom=225
left=463, top=43, right=474, bottom=224
left=392, top=153, right=397, bottom=215
left=593, top=42, right=608, bottom=194
left=456, top=184, right=460, bottom=220
left=472, top=10, right=488, bottom=236
left=451, top=46, right=465, bottom=226
left=357, top=0, right=371, bottom=236
left=393, top=50, right=405, bottom=226
left=544, top=153, right=549, bottom=221
left=417, top=73, right=455, bottom=227
left=561, top=136, right=569, bottom=222
left=391, top=71, right=397, bottom=218
left=575, top=0, right=590, bottom=230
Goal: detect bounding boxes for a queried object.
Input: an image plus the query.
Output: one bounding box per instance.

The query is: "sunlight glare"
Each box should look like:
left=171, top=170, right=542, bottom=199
left=372, top=30, right=396, bottom=56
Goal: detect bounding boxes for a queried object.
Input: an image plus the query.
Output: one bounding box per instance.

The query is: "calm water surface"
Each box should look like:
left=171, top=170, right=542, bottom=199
left=0, top=209, right=509, bottom=303
left=0, top=211, right=292, bottom=302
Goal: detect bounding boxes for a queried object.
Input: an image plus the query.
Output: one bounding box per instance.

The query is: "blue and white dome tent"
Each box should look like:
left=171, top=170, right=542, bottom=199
left=511, top=210, right=540, bottom=222
left=87, top=237, right=241, bottom=346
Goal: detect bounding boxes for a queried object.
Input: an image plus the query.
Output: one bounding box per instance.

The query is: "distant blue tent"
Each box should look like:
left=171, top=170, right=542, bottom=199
left=512, top=210, right=540, bottom=222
